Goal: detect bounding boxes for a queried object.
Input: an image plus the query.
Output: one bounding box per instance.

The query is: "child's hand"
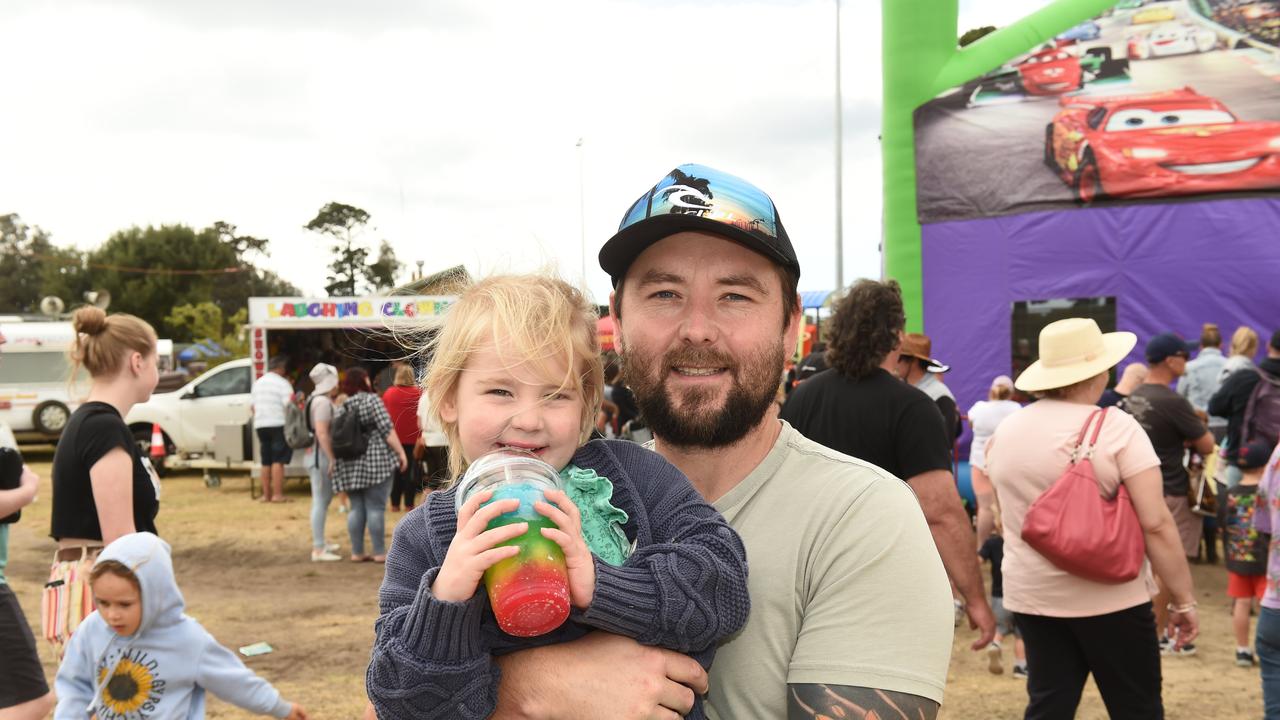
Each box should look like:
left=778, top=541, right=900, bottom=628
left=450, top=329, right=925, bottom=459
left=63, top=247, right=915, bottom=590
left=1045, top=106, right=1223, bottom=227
left=285, top=702, right=308, bottom=720
left=433, top=490, right=525, bottom=603
left=535, top=489, right=595, bottom=609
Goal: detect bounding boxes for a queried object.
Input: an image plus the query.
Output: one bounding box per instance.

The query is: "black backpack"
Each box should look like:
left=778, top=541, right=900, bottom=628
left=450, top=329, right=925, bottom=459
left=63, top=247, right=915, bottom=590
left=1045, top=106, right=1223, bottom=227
left=1243, top=369, right=1280, bottom=447
left=331, top=397, right=370, bottom=460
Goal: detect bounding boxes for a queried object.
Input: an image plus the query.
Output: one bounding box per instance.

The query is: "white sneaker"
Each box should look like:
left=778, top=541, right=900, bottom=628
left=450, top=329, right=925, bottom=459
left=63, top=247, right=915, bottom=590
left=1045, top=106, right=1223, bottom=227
left=311, top=550, right=342, bottom=562
left=987, top=643, right=1004, bottom=675
left=324, top=542, right=340, bottom=553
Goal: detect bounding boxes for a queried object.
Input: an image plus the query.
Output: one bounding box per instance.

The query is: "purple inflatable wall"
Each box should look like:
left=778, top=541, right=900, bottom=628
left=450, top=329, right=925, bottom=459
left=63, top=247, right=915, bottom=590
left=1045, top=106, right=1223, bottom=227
left=922, top=196, right=1280, bottom=449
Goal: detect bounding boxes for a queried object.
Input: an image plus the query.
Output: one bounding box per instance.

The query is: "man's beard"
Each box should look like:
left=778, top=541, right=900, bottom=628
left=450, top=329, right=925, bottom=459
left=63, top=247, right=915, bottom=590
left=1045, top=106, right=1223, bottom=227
left=619, top=340, right=785, bottom=449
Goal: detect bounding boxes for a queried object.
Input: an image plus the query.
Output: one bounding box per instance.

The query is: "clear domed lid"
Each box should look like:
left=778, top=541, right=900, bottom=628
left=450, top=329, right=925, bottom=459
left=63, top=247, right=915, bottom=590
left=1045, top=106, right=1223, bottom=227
left=453, top=448, right=564, bottom=512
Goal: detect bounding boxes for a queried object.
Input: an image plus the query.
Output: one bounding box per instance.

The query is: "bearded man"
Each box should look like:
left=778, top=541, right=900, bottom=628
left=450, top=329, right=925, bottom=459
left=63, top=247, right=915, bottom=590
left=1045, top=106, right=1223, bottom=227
left=488, top=165, right=953, bottom=720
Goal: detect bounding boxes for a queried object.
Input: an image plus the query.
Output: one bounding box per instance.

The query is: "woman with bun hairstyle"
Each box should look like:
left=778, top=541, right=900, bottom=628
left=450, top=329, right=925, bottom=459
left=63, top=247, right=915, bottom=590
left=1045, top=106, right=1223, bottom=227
left=43, top=307, right=161, bottom=654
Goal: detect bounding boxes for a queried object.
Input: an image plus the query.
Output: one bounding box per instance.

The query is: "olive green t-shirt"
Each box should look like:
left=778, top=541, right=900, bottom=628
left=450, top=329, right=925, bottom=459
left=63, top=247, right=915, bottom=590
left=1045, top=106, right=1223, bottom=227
left=702, top=422, right=953, bottom=718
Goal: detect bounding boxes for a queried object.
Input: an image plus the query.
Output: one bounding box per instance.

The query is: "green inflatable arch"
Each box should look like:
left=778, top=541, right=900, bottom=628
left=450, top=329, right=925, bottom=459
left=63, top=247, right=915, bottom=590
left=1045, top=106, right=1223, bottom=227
left=881, top=0, right=1117, bottom=330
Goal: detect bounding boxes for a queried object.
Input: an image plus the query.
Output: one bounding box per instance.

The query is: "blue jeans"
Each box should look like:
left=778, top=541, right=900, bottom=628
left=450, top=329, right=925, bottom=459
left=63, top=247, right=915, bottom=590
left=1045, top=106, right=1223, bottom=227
left=347, top=479, right=391, bottom=557
left=1258, top=606, right=1280, bottom=718
left=308, top=452, right=334, bottom=550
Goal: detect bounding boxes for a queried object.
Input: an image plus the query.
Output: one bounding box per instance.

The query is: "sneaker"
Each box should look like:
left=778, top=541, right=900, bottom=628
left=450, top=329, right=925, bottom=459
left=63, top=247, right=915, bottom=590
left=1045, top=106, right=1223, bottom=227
left=324, top=542, right=340, bottom=553
left=1012, top=664, right=1028, bottom=679
left=987, top=643, right=1004, bottom=675
left=1165, top=642, right=1197, bottom=657
left=311, top=550, right=342, bottom=562
left=1237, top=649, right=1257, bottom=667
left=1158, top=635, right=1173, bottom=654
left=953, top=600, right=965, bottom=628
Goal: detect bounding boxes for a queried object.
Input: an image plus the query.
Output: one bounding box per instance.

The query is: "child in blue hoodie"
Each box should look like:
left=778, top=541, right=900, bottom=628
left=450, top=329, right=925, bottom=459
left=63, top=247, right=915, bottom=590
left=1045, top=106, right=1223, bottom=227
left=54, top=532, right=308, bottom=720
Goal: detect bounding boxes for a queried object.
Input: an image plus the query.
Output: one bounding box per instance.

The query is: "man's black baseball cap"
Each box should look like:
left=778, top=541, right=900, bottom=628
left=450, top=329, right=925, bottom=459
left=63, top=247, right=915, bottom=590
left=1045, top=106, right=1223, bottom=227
left=599, top=163, right=801, bottom=287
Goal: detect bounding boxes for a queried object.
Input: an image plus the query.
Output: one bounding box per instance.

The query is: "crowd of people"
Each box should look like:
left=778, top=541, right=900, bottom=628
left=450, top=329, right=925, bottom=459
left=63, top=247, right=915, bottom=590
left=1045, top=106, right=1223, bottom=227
left=1, top=162, right=1279, bottom=719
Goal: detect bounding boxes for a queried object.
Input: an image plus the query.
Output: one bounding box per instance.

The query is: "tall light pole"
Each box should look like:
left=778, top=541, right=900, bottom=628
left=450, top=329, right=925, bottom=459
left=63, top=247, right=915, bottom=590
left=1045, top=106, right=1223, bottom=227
left=834, top=0, right=844, bottom=291
left=576, top=137, right=586, bottom=283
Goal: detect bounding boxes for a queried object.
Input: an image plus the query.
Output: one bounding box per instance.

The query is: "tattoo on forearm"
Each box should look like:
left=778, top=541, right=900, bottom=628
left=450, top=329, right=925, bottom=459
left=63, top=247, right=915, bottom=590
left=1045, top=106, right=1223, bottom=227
left=788, top=684, right=940, bottom=720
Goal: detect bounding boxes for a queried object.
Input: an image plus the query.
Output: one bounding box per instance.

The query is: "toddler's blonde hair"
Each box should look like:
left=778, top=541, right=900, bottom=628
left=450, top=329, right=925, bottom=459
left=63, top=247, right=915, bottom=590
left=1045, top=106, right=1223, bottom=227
left=423, top=273, right=603, bottom=480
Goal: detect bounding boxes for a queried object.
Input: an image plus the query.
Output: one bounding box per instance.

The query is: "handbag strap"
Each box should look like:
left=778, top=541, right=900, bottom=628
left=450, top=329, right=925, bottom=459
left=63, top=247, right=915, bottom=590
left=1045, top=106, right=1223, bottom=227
left=1070, top=408, right=1108, bottom=463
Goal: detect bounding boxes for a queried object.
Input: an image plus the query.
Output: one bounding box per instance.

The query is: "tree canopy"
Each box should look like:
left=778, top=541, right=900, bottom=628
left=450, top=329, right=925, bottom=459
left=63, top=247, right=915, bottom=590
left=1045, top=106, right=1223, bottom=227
left=0, top=215, right=298, bottom=342
left=306, top=202, right=402, bottom=296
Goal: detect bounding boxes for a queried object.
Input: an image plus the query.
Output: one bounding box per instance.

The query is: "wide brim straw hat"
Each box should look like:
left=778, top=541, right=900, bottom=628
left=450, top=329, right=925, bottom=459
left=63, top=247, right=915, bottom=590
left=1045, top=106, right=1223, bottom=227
left=1015, top=318, right=1136, bottom=393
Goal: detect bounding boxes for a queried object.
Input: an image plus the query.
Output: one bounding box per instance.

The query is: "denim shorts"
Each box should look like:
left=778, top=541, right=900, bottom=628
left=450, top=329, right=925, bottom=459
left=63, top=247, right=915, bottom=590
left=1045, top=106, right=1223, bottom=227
left=256, top=426, right=293, bottom=466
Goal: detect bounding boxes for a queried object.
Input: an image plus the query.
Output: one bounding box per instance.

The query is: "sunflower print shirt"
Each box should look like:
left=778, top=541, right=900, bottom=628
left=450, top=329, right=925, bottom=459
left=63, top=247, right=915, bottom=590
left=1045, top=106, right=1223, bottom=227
left=95, top=648, right=167, bottom=720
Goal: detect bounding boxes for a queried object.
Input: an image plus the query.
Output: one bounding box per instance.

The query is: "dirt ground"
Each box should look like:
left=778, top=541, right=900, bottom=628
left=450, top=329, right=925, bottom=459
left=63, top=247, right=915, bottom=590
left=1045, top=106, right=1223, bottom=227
left=8, top=448, right=1257, bottom=718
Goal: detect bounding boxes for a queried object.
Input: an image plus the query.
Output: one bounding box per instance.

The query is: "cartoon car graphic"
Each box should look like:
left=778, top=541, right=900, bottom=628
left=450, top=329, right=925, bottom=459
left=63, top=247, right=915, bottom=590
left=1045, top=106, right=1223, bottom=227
left=1043, top=87, right=1280, bottom=202
left=1131, top=4, right=1178, bottom=24
left=1057, top=20, right=1103, bottom=43
left=1127, top=22, right=1217, bottom=58
left=1017, top=48, right=1083, bottom=95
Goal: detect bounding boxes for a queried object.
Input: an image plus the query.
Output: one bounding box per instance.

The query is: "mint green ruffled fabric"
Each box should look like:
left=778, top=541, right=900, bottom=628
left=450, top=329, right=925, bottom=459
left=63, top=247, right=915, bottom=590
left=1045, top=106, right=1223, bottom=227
left=560, top=464, right=631, bottom=566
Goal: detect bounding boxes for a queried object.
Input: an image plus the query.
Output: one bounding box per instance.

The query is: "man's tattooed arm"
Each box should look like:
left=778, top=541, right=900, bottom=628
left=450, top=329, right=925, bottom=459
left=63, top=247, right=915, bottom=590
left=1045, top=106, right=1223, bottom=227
left=788, top=684, right=940, bottom=720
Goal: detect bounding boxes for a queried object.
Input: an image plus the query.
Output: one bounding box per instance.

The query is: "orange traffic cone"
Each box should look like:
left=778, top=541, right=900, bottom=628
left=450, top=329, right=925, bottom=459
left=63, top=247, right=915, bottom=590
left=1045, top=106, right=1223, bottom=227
left=149, top=424, right=165, bottom=459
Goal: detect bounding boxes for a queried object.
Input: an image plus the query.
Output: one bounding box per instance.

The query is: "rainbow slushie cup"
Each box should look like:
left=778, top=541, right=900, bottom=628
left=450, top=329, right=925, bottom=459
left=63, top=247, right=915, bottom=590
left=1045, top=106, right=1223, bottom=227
left=455, top=450, right=570, bottom=637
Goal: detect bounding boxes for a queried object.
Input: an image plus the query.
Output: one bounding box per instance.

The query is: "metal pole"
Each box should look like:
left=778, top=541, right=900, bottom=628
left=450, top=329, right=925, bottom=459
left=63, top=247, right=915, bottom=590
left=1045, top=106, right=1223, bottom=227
left=834, top=0, right=844, bottom=291
left=576, top=138, right=586, bottom=283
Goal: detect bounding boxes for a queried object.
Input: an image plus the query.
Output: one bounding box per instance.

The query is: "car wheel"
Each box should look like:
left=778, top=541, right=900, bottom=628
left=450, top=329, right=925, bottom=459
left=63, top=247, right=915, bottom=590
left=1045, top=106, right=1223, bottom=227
left=1073, top=150, right=1106, bottom=203
left=1043, top=124, right=1060, bottom=171
left=32, top=400, right=70, bottom=436
left=132, top=426, right=169, bottom=478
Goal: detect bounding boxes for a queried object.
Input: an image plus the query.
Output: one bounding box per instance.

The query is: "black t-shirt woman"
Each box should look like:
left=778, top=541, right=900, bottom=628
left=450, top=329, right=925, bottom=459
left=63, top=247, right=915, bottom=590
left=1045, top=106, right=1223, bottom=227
left=50, top=307, right=162, bottom=549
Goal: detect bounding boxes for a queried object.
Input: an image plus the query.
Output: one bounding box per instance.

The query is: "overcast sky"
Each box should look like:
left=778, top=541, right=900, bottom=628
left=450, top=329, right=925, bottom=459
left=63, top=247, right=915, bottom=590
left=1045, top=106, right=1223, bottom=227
left=0, top=0, right=1043, bottom=304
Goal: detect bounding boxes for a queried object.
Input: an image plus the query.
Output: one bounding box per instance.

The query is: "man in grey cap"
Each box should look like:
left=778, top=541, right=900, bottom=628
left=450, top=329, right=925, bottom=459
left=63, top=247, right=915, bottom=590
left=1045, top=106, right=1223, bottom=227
left=492, top=164, right=953, bottom=719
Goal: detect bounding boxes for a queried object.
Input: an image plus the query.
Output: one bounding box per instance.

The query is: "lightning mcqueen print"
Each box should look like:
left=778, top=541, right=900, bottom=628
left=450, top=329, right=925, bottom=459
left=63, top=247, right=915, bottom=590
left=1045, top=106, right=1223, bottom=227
left=1044, top=87, right=1280, bottom=202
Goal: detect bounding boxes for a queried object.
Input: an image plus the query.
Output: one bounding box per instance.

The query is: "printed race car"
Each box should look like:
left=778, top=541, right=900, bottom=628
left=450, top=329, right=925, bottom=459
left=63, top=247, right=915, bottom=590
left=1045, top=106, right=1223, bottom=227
left=1057, top=20, right=1103, bottom=43
left=1127, top=22, right=1217, bottom=58
left=1131, top=4, right=1178, bottom=24
left=1043, top=87, right=1280, bottom=202
left=1017, top=48, right=1083, bottom=95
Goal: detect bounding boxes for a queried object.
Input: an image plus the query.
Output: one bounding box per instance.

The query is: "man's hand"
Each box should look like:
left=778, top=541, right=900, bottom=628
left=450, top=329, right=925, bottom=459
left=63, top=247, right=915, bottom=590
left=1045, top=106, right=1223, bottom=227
left=493, top=631, right=707, bottom=720
left=964, top=596, right=997, bottom=650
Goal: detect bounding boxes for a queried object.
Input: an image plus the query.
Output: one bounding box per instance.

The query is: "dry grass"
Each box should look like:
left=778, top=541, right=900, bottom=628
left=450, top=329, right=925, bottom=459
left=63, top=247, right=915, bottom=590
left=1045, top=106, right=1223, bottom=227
left=7, top=448, right=1261, bottom=718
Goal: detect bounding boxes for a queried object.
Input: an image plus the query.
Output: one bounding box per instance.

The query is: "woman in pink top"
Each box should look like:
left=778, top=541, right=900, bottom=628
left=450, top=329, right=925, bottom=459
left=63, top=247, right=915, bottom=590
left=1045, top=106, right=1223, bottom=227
left=986, top=318, right=1198, bottom=720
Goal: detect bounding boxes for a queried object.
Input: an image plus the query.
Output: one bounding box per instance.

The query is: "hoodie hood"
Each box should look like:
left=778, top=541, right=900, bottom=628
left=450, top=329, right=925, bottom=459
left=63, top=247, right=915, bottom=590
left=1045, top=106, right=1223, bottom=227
left=95, top=532, right=186, bottom=636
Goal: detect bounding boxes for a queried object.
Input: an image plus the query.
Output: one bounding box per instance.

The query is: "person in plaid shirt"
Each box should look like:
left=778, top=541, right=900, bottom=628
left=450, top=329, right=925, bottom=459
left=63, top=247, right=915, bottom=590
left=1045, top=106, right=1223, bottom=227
left=334, top=367, right=407, bottom=563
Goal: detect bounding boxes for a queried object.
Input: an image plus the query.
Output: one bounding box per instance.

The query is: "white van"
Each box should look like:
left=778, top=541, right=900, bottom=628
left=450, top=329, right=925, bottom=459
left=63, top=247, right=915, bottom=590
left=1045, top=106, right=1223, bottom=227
left=0, top=322, right=86, bottom=440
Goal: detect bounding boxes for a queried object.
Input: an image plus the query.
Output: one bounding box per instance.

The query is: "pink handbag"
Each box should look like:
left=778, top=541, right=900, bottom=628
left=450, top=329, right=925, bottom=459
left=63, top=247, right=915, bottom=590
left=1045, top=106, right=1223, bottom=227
left=1021, top=408, right=1146, bottom=583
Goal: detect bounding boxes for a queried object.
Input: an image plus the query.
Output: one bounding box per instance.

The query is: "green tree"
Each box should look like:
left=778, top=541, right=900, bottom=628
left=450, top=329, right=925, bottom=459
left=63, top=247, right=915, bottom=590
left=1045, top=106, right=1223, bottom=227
left=0, top=214, right=61, bottom=313
left=305, top=202, right=397, bottom=295
left=164, top=302, right=249, bottom=367
left=368, top=239, right=402, bottom=290
left=85, top=222, right=299, bottom=342
left=959, top=25, right=998, bottom=47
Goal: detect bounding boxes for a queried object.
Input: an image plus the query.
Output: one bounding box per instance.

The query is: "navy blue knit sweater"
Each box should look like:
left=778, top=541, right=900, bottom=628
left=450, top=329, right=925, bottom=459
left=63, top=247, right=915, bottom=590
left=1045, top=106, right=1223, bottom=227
left=366, top=439, right=750, bottom=719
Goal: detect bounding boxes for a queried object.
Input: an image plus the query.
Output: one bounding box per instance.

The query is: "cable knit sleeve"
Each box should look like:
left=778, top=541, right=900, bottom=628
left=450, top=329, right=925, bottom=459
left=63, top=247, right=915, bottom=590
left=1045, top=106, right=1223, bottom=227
left=572, top=442, right=750, bottom=656
left=366, top=497, right=501, bottom=720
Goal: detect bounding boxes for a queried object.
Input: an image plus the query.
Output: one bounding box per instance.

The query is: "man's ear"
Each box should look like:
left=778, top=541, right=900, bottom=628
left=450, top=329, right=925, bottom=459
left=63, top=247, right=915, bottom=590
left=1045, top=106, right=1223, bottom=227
left=609, top=290, right=624, bottom=353
left=783, top=295, right=802, bottom=353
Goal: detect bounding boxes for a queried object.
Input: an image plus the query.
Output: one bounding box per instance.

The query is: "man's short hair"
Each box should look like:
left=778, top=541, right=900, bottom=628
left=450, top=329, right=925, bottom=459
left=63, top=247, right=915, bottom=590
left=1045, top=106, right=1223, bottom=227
left=268, top=355, right=288, bottom=371
left=825, top=279, right=906, bottom=381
